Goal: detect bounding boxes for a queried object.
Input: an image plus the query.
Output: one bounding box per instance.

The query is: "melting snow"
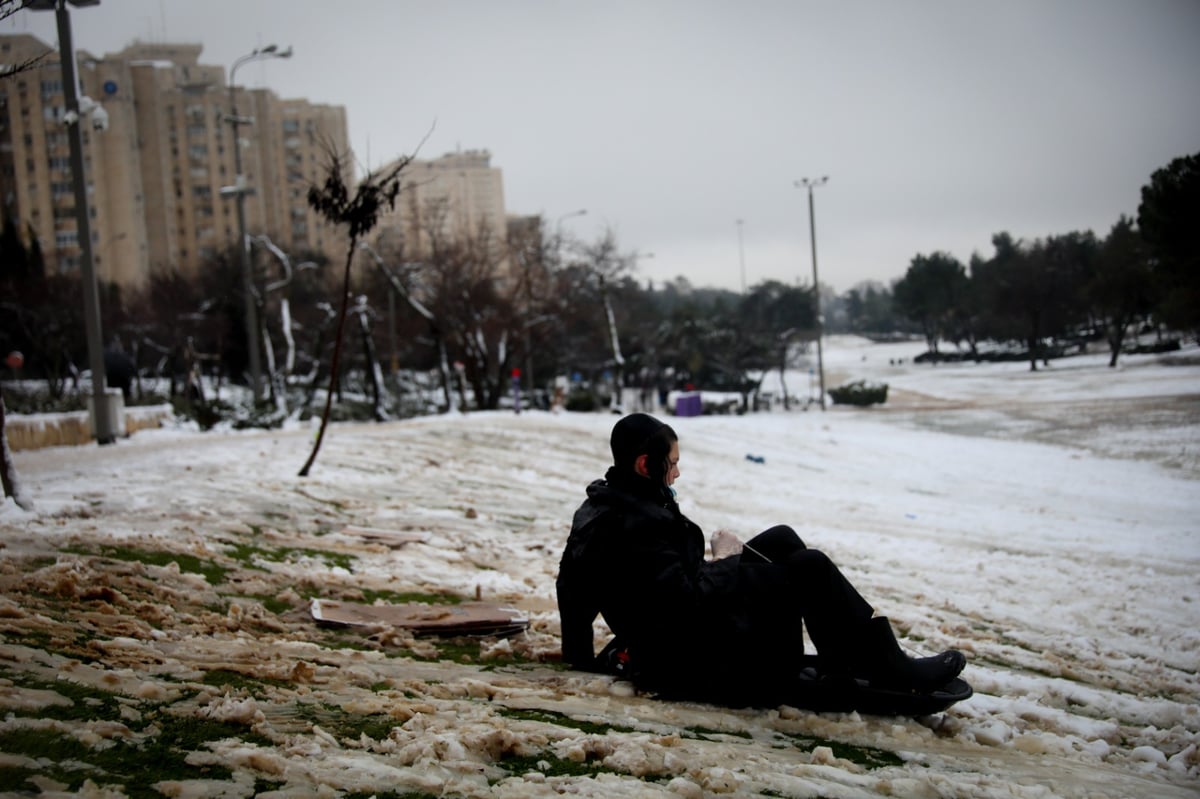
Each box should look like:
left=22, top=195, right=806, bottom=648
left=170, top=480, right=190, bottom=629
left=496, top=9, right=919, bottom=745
left=1, top=336, right=1197, bottom=797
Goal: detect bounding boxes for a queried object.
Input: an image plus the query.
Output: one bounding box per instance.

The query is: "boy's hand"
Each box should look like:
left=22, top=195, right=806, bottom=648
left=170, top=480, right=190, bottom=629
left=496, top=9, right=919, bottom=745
left=710, top=529, right=744, bottom=560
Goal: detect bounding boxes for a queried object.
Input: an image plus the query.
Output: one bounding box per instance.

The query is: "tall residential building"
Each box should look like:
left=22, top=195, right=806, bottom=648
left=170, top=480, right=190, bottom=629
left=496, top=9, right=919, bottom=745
left=371, top=149, right=507, bottom=260
left=0, top=34, right=352, bottom=289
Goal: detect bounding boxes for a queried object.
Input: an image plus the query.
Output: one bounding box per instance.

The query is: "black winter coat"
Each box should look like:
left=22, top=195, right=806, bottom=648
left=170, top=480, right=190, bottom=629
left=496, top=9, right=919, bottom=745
left=556, top=467, right=802, bottom=702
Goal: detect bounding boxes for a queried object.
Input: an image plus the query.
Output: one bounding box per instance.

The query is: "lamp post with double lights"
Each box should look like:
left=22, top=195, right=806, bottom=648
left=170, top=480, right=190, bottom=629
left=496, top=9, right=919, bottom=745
left=223, top=44, right=292, bottom=401
left=28, top=0, right=115, bottom=443
left=795, top=176, right=828, bottom=410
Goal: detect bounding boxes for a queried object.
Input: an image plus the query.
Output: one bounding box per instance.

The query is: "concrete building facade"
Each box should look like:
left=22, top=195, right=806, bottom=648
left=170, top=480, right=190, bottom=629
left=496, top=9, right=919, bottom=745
left=372, top=149, right=507, bottom=260
left=0, top=34, right=351, bottom=289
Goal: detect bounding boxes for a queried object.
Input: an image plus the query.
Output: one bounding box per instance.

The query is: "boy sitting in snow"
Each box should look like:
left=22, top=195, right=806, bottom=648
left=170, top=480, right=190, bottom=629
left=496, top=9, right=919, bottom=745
left=556, top=413, right=966, bottom=707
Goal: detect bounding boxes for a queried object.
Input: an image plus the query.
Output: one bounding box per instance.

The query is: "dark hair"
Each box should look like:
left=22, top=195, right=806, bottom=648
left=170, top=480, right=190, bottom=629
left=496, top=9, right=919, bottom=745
left=641, top=424, right=678, bottom=485
left=610, top=413, right=677, bottom=483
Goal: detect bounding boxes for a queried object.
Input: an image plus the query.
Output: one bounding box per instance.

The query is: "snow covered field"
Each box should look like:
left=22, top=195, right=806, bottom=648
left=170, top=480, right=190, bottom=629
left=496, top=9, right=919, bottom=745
left=1, top=336, right=1198, bottom=798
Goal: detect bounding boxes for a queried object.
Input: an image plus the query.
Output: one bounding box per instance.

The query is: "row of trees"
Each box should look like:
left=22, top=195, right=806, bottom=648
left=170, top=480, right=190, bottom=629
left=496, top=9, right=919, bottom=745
left=0, top=197, right=820, bottom=420
left=889, top=153, right=1198, bottom=369
left=2, top=153, right=1196, bottom=425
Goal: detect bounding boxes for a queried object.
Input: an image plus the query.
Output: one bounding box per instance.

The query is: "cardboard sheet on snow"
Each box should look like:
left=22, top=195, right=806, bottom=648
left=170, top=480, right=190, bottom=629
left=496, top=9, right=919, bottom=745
left=311, top=598, right=529, bottom=637
left=340, top=525, right=431, bottom=548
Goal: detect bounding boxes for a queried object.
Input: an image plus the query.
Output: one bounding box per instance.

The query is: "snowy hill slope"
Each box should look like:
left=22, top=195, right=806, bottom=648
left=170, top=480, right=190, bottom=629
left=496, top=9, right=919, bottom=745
left=1, top=338, right=1197, bottom=797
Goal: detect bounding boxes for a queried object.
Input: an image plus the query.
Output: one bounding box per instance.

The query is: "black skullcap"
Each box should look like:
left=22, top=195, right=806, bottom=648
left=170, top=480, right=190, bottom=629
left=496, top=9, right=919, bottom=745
left=610, top=413, right=673, bottom=473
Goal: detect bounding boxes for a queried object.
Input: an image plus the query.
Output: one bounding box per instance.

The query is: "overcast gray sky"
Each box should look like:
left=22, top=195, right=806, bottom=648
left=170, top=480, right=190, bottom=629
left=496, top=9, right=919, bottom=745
left=9, top=0, right=1199, bottom=293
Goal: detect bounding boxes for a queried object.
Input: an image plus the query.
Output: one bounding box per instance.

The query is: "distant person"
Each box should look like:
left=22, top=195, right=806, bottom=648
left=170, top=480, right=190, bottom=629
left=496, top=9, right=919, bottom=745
left=104, top=349, right=137, bottom=403
left=556, top=413, right=965, bottom=707
left=552, top=376, right=568, bottom=414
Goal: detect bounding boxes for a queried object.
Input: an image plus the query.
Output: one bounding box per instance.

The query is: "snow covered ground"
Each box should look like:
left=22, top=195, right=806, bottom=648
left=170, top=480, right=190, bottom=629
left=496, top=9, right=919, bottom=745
left=1, top=335, right=1198, bottom=798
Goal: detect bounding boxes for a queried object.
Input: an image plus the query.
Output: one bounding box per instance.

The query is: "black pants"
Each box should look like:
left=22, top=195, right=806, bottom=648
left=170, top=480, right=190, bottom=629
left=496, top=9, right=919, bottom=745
left=740, top=525, right=874, bottom=672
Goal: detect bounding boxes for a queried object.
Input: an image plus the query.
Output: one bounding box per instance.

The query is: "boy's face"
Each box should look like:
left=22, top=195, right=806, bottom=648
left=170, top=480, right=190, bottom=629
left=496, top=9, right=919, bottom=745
left=664, top=441, right=681, bottom=487
left=633, top=440, right=681, bottom=486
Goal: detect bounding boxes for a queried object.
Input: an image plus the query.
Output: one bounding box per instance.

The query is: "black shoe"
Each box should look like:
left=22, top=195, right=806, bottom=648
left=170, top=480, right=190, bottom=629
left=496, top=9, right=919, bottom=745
left=860, top=617, right=965, bottom=693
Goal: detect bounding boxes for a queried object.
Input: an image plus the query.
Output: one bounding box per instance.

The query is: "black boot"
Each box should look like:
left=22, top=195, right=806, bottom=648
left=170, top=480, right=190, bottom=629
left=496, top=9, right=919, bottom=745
left=858, top=617, right=965, bottom=693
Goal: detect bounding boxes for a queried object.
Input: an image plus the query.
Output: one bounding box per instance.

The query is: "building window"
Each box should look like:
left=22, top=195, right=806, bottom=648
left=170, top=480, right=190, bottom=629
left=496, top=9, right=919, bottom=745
left=55, top=230, right=79, bottom=248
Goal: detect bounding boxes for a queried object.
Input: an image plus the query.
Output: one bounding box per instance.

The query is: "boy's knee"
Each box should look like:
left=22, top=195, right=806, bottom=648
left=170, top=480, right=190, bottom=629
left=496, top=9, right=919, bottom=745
left=756, top=524, right=806, bottom=550
left=785, top=547, right=834, bottom=575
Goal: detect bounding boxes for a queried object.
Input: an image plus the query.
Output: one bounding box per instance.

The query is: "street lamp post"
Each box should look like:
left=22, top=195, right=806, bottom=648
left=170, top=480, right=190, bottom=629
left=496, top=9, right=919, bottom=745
left=554, top=208, right=587, bottom=238
left=224, top=44, right=292, bottom=401
left=31, top=0, right=114, bottom=443
left=795, top=176, right=829, bottom=410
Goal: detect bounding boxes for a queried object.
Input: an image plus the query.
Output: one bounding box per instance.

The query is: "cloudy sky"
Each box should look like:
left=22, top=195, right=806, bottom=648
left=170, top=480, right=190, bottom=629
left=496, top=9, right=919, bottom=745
left=9, top=0, right=1199, bottom=293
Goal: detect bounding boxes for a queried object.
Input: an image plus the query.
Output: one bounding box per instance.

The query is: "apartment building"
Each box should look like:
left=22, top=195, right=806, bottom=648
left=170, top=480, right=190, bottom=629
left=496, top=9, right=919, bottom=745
left=371, top=149, right=507, bottom=261
left=0, top=34, right=351, bottom=288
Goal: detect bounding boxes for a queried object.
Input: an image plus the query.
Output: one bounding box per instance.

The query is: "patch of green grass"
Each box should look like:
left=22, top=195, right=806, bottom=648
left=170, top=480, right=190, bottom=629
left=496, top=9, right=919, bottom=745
left=775, top=731, right=903, bottom=770
left=21, top=555, right=59, bottom=570
left=0, top=711, right=269, bottom=798
left=0, top=671, right=125, bottom=723
left=16, top=636, right=98, bottom=663
left=293, top=701, right=397, bottom=741
left=359, top=588, right=463, bottom=606
left=497, top=707, right=638, bottom=736
left=63, top=544, right=229, bottom=585
left=225, top=542, right=356, bottom=573
left=491, top=750, right=674, bottom=785
left=492, top=751, right=612, bottom=781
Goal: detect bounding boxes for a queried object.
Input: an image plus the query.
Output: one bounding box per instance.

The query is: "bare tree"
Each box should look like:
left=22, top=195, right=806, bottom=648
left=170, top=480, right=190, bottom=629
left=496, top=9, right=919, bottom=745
left=0, top=2, right=53, bottom=81
left=425, top=221, right=516, bottom=410
left=359, top=242, right=456, bottom=413
left=506, top=215, right=576, bottom=402
left=352, top=295, right=389, bottom=421
left=299, top=149, right=409, bottom=477
left=578, top=229, right=632, bottom=412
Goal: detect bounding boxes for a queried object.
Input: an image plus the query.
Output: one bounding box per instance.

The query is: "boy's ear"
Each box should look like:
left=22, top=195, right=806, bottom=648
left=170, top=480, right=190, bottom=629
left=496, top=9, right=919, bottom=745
left=633, top=453, right=650, bottom=478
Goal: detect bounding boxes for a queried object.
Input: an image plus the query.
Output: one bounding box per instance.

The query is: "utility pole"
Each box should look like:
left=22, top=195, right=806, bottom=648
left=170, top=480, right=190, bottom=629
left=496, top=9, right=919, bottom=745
left=795, top=177, right=829, bottom=410
left=34, top=0, right=114, bottom=443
